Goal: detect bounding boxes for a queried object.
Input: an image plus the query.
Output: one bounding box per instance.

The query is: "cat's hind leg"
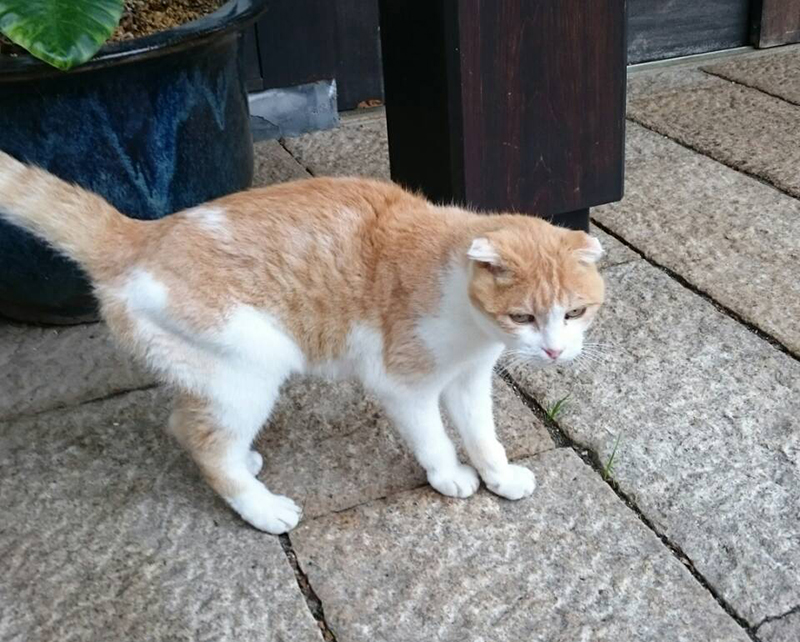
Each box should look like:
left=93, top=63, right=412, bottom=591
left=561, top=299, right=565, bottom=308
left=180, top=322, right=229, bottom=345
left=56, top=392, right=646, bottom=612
left=168, top=386, right=300, bottom=534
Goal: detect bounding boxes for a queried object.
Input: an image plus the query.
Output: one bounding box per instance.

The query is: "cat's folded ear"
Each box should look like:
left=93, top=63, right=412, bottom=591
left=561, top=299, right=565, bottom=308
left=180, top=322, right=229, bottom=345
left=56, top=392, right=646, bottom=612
left=468, top=237, right=508, bottom=276
left=567, top=231, right=604, bottom=265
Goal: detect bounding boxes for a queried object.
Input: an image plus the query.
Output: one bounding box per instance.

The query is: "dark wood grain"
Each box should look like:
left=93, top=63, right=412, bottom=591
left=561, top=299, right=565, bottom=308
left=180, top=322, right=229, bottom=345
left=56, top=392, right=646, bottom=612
left=752, top=0, right=800, bottom=47
left=379, top=0, right=463, bottom=203
left=628, top=0, right=750, bottom=63
left=242, top=27, right=263, bottom=92
left=333, top=0, right=384, bottom=110
left=255, top=0, right=336, bottom=90
left=380, top=0, right=625, bottom=229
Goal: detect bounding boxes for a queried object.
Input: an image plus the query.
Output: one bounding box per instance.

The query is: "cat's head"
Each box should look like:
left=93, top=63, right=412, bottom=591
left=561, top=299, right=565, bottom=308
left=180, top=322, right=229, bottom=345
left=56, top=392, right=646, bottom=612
left=466, top=221, right=605, bottom=364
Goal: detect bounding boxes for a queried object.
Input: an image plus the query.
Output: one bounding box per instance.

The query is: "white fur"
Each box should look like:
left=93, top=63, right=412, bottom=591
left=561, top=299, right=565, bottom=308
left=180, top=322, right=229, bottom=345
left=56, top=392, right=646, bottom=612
left=183, top=206, right=231, bottom=240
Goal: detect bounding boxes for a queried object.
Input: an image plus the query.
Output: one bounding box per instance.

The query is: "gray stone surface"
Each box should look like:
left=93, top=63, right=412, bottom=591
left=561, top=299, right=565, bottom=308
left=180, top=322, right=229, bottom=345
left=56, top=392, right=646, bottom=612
left=760, top=611, right=800, bottom=642
left=291, top=449, right=749, bottom=642
left=253, top=139, right=311, bottom=187
left=0, top=321, right=154, bottom=421
left=257, top=375, right=553, bottom=518
left=627, top=65, right=720, bottom=101
left=594, top=122, right=800, bottom=354
left=505, top=260, right=800, bottom=625
left=704, top=47, right=800, bottom=105
left=0, top=389, right=321, bottom=642
left=282, top=109, right=390, bottom=179
left=590, top=226, right=639, bottom=271
left=628, top=73, right=800, bottom=198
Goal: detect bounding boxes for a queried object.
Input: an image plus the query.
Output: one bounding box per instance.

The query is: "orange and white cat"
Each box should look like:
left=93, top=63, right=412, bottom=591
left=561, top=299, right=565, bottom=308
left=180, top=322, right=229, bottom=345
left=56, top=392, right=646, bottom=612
left=0, top=150, right=604, bottom=534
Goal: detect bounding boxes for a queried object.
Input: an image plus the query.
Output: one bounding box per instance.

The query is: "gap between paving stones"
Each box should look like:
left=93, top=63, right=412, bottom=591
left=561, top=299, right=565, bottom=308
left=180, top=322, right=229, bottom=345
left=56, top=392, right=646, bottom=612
left=280, top=534, right=338, bottom=642
left=279, top=139, right=317, bottom=177
left=626, top=111, right=800, bottom=211
left=0, top=382, right=159, bottom=424
left=497, top=369, right=762, bottom=641
left=590, top=219, right=800, bottom=364
left=756, top=604, right=800, bottom=635
left=702, top=69, right=800, bottom=107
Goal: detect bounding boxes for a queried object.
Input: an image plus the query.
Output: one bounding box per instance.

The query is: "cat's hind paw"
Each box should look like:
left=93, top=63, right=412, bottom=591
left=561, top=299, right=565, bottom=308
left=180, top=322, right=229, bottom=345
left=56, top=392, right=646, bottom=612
left=428, top=463, right=480, bottom=498
left=486, top=464, right=536, bottom=500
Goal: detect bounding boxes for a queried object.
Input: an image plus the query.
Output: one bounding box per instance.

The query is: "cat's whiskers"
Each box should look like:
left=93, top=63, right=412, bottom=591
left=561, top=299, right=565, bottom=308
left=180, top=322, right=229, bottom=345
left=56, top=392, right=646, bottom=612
left=580, top=344, right=611, bottom=358
left=500, top=347, right=546, bottom=373
left=571, top=352, right=604, bottom=375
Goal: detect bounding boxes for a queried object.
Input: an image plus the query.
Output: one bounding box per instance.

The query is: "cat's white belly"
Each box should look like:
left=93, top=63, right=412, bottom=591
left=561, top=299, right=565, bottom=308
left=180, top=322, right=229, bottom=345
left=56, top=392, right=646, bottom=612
left=306, top=324, right=391, bottom=388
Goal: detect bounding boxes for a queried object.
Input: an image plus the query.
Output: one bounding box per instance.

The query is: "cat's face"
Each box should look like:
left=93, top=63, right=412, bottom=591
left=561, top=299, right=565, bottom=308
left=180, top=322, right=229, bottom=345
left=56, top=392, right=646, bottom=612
left=466, top=223, right=605, bottom=364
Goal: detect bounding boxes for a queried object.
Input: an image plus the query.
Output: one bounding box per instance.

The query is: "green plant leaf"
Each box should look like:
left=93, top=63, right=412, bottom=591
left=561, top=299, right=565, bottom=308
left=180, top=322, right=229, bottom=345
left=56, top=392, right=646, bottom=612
left=545, top=394, right=570, bottom=421
left=0, top=0, right=124, bottom=70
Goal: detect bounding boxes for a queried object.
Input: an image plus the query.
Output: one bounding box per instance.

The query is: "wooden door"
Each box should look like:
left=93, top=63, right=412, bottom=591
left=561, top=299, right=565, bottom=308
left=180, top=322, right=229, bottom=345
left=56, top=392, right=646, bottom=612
left=628, top=0, right=751, bottom=63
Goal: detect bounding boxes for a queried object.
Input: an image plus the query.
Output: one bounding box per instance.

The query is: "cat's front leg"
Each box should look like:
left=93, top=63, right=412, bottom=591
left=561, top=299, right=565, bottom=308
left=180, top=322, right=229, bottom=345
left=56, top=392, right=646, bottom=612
left=443, top=365, right=536, bottom=501
left=380, top=391, right=480, bottom=498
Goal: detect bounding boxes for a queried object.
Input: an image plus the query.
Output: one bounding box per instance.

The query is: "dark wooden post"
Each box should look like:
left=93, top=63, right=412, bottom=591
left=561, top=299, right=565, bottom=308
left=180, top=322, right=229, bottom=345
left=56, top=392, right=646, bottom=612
left=378, top=0, right=627, bottom=231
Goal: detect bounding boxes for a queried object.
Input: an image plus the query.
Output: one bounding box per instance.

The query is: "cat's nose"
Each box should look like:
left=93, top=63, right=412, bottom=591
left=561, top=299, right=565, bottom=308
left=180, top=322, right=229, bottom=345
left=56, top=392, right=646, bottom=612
left=544, top=347, right=563, bottom=360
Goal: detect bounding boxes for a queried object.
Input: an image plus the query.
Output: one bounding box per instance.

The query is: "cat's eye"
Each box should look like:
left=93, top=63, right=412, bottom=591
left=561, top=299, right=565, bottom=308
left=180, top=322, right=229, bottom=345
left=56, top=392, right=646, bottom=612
left=565, top=306, right=587, bottom=320
left=509, top=313, right=536, bottom=325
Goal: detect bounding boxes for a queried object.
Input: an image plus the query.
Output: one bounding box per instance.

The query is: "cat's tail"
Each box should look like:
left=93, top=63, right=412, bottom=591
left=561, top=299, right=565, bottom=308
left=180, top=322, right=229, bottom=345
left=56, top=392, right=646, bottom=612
left=0, top=150, right=141, bottom=277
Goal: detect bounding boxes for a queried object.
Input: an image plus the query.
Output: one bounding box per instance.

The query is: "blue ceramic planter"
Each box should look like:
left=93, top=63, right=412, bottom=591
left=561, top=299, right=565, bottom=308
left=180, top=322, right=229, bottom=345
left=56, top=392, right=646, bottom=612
left=0, top=0, right=267, bottom=323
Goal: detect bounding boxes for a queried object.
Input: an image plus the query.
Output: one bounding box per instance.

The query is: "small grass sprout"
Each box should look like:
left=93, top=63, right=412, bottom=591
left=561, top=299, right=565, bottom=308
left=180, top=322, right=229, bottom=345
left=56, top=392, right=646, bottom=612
left=545, top=394, right=570, bottom=421
left=602, top=433, right=623, bottom=482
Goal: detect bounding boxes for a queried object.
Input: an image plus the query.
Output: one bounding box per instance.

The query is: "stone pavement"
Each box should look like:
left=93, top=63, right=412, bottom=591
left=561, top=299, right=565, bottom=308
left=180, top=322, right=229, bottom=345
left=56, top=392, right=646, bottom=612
left=2, top=46, right=800, bottom=642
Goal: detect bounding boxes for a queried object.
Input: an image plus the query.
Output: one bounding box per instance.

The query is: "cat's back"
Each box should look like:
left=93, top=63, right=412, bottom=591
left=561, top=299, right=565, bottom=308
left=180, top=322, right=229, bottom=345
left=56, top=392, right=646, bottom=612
left=123, top=177, right=430, bottom=326
left=222, top=175, right=421, bottom=234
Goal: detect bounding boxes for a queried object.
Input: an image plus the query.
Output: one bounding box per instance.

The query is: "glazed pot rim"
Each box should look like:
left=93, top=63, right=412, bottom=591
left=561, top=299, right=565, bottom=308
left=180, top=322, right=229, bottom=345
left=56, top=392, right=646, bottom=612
left=0, top=0, right=268, bottom=81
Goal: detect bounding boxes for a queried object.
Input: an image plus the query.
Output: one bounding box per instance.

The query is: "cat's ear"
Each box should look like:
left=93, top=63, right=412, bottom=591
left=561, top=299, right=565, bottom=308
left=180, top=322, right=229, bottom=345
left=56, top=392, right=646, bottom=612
left=569, top=232, right=603, bottom=264
left=468, top=237, right=508, bottom=276
left=467, top=237, right=500, bottom=264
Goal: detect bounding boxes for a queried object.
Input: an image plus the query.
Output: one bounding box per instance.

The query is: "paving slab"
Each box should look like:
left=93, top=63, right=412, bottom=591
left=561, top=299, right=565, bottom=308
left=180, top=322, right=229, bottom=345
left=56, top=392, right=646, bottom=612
left=0, top=321, right=154, bottom=421
left=760, top=611, right=800, bottom=642
left=0, top=388, right=321, bottom=642
left=257, top=375, right=553, bottom=518
left=282, top=110, right=390, bottom=179
left=291, top=448, right=749, bottom=642
left=594, top=122, right=800, bottom=354
left=253, top=138, right=311, bottom=187
left=627, top=65, right=721, bottom=102
left=704, top=47, right=800, bottom=105
left=628, top=72, right=800, bottom=199
left=504, top=260, right=800, bottom=625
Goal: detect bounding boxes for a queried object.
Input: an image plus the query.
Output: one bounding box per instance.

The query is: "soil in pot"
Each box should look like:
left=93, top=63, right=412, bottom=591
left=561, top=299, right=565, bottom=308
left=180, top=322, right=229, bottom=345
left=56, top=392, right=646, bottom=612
left=0, top=0, right=225, bottom=56
left=113, top=0, right=226, bottom=40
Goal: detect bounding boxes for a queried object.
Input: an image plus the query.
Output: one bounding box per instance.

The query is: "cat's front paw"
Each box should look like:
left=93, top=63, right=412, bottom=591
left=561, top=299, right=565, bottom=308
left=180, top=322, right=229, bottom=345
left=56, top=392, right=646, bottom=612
left=428, top=463, right=480, bottom=498
left=229, top=487, right=302, bottom=534
left=485, top=464, right=536, bottom=500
